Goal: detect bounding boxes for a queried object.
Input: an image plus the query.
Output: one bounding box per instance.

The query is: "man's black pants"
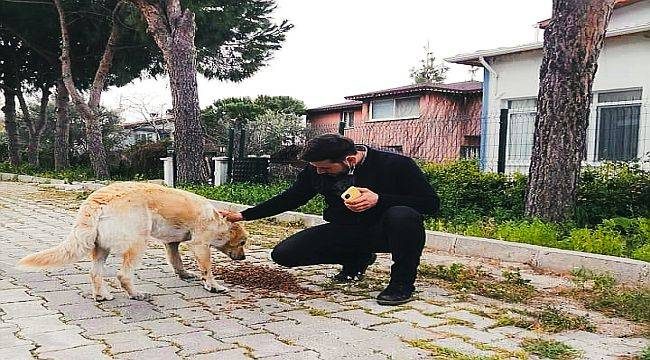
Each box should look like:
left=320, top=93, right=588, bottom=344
left=271, top=206, right=426, bottom=286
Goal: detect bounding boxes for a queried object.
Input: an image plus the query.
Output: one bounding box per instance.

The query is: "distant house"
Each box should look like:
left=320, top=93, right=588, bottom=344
left=306, top=81, right=482, bottom=161
left=121, top=114, right=174, bottom=148
left=447, top=0, right=650, bottom=173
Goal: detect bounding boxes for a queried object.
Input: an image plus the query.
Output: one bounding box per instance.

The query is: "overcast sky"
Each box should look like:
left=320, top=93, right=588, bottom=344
left=103, top=0, right=552, bottom=121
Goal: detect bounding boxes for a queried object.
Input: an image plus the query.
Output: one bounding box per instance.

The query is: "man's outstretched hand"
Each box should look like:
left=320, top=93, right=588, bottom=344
left=217, top=210, right=244, bottom=222
left=344, top=187, right=379, bottom=212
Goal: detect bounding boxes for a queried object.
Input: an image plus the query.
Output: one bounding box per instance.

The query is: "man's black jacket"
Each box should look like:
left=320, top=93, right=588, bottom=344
left=241, top=147, right=440, bottom=225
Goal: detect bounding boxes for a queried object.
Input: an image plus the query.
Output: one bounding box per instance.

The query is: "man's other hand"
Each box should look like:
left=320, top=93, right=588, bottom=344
left=344, top=187, right=379, bottom=212
left=217, top=210, right=244, bottom=222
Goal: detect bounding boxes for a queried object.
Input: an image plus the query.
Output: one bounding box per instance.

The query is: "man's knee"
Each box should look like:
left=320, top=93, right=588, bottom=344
left=270, top=244, right=297, bottom=267
left=384, top=206, right=422, bottom=226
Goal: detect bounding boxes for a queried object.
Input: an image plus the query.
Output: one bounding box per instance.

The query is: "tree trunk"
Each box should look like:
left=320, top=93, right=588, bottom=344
left=1, top=88, right=20, bottom=166
left=525, top=0, right=615, bottom=222
left=53, top=0, right=113, bottom=179
left=131, top=0, right=208, bottom=184
left=54, top=80, right=70, bottom=170
left=18, top=85, right=51, bottom=167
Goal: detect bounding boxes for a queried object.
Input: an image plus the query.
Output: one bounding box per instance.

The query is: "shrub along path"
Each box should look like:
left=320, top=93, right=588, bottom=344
left=0, top=181, right=648, bottom=359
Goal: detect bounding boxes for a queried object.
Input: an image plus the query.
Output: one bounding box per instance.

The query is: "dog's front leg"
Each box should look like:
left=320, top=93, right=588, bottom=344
left=188, top=242, right=228, bottom=293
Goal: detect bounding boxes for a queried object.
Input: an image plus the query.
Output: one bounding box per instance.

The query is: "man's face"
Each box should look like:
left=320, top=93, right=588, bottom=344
left=310, top=157, right=354, bottom=176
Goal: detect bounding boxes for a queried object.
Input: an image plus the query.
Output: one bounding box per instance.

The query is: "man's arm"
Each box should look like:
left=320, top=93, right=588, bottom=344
left=238, top=167, right=317, bottom=221
left=377, top=158, right=440, bottom=215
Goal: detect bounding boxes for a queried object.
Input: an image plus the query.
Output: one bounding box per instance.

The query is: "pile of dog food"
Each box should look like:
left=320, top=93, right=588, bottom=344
left=213, top=262, right=316, bottom=295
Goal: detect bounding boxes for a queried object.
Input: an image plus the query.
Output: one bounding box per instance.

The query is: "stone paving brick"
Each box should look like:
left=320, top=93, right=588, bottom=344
left=389, top=309, right=447, bottom=327
left=344, top=298, right=398, bottom=314
left=192, top=347, right=250, bottom=360
left=222, top=333, right=304, bottom=358
left=228, top=308, right=275, bottom=325
left=371, top=322, right=438, bottom=340
left=407, top=300, right=452, bottom=314
left=429, top=325, right=505, bottom=344
left=442, top=310, right=498, bottom=329
left=91, top=330, right=168, bottom=354
left=170, top=307, right=216, bottom=321
left=162, top=331, right=234, bottom=356
left=38, top=344, right=111, bottom=360
left=52, top=302, right=111, bottom=321
left=38, top=289, right=89, bottom=306
left=301, top=298, right=351, bottom=313
left=150, top=294, right=197, bottom=310
left=194, top=318, right=259, bottom=338
left=8, top=314, right=76, bottom=336
left=262, top=350, right=321, bottom=360
left=30, top=329, right=97, bottom=353
left=114, top=346, right=181, bottom=360
left=73, top=317, right=138, bottom=336
left=112, top=302, right=167, bottom=323
left=0, top=327, right=32, bottom=349
left=0, top=288, right=38, bottom=303
left=21, top=280, right=68, bottom=293
left=0, top=300, right=56, bottom=319
left=134, top=318, right=197, bottom=337
left=431, top=337, right=497, bottom=357
left=0, top=345, right=35, bottom=360
left=332, top=309, right=394, bottom=328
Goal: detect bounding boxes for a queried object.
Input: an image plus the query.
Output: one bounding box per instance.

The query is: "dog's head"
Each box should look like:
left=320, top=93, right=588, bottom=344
left=213, top=221, right=248, bottom=260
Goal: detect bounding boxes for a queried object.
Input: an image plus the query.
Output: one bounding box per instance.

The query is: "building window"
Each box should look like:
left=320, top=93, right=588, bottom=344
left=596, top=89, right=641, bottom=161
left=506, top=98, right=537, bottom=162
left=341, top=111, right=354, bottom=128
left=370, top=96, right=420, bottom=120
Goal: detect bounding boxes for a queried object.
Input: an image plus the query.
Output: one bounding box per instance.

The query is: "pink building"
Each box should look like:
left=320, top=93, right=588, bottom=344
left=306, top=81, right=482, bottom=161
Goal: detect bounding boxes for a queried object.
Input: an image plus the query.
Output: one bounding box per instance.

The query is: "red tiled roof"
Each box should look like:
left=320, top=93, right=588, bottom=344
left=344, top=81, right=482, bottom=100
left=305, top=101, right=362, bottom=113
left=537, top=0, right=643, bottom=28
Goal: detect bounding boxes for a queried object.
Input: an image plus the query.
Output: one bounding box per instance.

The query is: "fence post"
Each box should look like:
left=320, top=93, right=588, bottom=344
left=238, top=128, right=246, bottom=159
left=160, top=156, right=174, bottom=187
left=497, top=108, right=509, bottom=173
left=227, top=128, right=235, bottom=182
left=212, top=156, right=229, bottom=186
left=338, top=120, right=345, bottom=135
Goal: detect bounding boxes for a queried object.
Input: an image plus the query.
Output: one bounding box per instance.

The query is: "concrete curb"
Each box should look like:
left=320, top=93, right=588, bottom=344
left=2, top=173, right=646, bottom=285
left=210, top=199, right=649, bottom=286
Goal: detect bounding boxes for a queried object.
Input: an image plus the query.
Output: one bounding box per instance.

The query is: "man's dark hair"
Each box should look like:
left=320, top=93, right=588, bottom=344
left=301, top=134, right=356, bottom=162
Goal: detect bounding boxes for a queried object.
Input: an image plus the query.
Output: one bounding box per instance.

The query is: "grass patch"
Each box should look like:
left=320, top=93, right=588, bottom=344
left=405, top=339, right=497, bottom=360
left=521, top=339, right=580, bottom=360
left=418, top=263, right=536, bottom=303
left=640, top=345, right=650, bottom=360
left=493, top=314, right=534, bottom=329
left=569, top=268, right=650, bottom=325
left=307, top=308, right=328, bottom=316
left=533, top=307, right=595, bottom=333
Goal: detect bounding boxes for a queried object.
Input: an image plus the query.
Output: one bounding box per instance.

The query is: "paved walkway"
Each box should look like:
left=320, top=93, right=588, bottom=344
left=0, top=181, right=647, bottom=359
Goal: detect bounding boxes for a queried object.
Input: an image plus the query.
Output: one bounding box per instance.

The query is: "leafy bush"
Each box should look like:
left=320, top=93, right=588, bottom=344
left=576, top=162, right=650, bottom=226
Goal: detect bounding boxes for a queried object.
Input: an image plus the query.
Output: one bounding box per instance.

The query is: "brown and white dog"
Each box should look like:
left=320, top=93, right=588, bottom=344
left=18, top=182, right=248, bottom=301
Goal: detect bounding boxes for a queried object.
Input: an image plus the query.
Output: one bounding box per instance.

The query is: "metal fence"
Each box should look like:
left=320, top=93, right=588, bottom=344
left=308, top=102, right=650, bottom=174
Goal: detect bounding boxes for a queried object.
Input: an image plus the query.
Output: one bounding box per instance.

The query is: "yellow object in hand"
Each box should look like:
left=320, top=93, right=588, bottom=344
left=341, top=186, right=362, bottom=202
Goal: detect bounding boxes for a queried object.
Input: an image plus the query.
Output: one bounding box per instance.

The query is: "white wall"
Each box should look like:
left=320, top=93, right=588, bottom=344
left=483, top=30, right=650, bottom=173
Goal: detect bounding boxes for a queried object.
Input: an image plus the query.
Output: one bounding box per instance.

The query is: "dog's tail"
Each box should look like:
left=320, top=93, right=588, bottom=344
left=18, top=204, right=100, bottom=269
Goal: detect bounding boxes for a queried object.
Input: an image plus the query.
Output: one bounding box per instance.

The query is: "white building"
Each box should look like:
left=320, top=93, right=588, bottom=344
left=447, top=0, right=650, bottom=173
left=121, top=115, right=175, bottom=148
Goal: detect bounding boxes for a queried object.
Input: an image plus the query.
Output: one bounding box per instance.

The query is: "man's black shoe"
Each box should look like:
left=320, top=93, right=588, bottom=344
left=376, top=282, right=414, bottom=306
left=332, top=253, right=377, bottom=283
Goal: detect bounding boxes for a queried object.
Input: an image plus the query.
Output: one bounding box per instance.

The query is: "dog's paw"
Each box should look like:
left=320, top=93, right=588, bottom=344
left=203, top=281, right=228, bottom=293
left=130, top=292, right=152, bottom=301
left=177, top=270, right=200, bottom=280
left=93, top=293, right=114, bottom=302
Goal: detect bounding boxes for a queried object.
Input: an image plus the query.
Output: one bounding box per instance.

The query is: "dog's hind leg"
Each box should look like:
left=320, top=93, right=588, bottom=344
left=164, top=242, right=198, bottom=280
left=187, top=243, right=227, bottom=293
left=117, top=241, right=150, bottom=300
left=90, top=246, right=113, bottom=301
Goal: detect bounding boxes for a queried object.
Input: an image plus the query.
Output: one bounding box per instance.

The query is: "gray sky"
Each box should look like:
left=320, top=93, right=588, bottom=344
left=104, top=0, right=552, bottom=121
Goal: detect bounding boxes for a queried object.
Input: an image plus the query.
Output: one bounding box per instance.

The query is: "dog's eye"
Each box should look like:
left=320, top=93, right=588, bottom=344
left=239, top=240, right=246, bottom=246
